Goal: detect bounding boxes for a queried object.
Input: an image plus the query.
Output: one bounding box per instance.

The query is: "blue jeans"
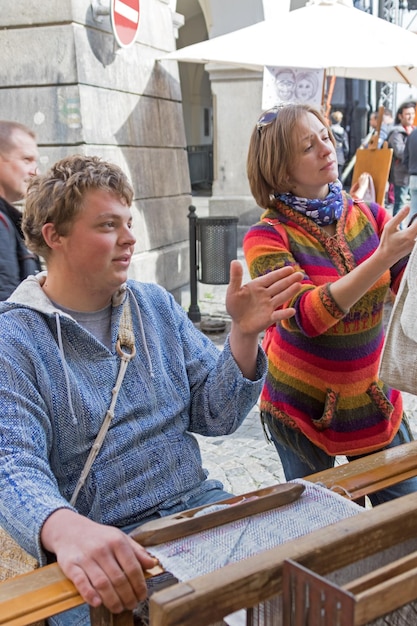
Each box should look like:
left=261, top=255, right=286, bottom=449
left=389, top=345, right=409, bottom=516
left=47, top=486, right=233, bottom=626
left=393, top=184, right=410, bottom=225
left=262, top=412, right=417, bottom=507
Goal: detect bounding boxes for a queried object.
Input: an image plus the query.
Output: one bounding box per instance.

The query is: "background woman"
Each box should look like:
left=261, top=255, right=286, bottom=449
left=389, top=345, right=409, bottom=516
left=244, top=103, right=417, bottom=505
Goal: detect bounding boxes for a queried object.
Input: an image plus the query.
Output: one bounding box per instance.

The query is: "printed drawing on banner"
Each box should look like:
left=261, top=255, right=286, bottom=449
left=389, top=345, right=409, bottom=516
left=262, top=66, right=324, bottom=109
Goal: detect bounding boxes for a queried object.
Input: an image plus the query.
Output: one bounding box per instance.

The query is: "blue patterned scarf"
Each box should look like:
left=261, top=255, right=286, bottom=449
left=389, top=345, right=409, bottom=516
left=275, top=180, right=344, bottom=226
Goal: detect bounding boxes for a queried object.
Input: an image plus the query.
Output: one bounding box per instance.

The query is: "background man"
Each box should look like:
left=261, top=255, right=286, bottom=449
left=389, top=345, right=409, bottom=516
left=388, top=101, right=416, bottom=222
left=0, top=120, right=41, bottom=300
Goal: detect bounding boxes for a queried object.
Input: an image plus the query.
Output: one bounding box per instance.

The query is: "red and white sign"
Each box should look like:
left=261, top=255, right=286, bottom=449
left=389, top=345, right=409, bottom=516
left=110, top=0, right=140, bottom=48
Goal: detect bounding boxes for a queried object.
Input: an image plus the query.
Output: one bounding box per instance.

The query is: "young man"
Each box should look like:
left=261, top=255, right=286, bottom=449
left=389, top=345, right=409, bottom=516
left=0, top=154, right=303, bottom=624
left=0, top=120, right=41, bottom=299
left=388, top=101, right=416, bottom=220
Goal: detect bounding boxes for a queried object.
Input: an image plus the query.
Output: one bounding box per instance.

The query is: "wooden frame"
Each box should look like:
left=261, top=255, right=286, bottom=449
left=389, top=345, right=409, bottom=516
left=351, top=147, right=393, bottom=207
left=2, top=441, right=417, bottom=626
left=350, top=106, right=393, bottom=207
left=283, top=552, right=417, bottom=626
left=305, top=439, right=417, bottom=501
left=150, top=492, right=417, bottom=625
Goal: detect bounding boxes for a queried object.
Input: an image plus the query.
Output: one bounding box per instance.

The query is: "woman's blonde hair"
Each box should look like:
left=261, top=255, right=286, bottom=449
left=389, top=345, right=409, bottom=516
left=23, top=154, right=134, bottom=259
left=246, top=103, right=335, bottom=210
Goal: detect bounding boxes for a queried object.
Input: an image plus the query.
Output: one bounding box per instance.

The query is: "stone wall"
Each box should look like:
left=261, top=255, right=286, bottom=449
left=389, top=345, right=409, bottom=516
left=0, top=0, right=191, bottom=299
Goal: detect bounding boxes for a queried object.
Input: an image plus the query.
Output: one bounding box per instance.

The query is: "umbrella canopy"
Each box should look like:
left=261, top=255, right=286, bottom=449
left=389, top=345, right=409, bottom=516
left=160, top=0, right=417, bottom=86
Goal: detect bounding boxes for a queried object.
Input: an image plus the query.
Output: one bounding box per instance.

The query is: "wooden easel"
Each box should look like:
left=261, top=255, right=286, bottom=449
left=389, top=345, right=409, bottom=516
left=350, top=106, right=393, bottom=207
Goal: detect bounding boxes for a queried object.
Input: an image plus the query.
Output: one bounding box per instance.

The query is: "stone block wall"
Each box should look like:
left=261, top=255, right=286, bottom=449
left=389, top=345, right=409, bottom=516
left=0, top=0, right=191, bottom=298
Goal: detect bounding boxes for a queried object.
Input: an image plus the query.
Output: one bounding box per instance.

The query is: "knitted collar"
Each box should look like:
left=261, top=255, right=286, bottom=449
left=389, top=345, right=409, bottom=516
left=274, top=180, right=344, bottom=226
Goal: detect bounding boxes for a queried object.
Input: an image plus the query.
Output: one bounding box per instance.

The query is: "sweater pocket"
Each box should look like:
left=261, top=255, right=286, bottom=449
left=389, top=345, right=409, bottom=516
left=306, top=383, right=397, bottom=456
left=366, top=381, right=394, bottom=422
left=311, top=383, right=394, bottom=434
left=311, top=389, right=340, bottom=431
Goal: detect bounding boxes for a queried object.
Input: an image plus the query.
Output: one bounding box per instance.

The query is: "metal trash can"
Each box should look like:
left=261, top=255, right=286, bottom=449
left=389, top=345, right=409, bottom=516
left=197, top=216, right=238, bottom=284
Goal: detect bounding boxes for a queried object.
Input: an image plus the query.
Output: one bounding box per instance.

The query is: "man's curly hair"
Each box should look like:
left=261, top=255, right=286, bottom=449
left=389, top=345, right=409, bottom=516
left=23, top=154, right=134, bottom=259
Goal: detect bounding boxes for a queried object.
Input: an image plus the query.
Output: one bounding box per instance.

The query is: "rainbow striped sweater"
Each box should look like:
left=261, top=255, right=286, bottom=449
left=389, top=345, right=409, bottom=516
left=243, top=194, right=407, bottom=456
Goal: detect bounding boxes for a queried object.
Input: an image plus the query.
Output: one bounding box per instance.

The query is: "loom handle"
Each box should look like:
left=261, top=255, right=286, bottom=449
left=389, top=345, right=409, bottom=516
left=130, top=482, right=305, bottom=547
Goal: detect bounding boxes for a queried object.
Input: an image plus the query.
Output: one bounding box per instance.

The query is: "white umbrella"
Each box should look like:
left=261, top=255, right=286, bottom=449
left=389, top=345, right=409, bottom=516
left=159, top=0, right=417, bottom=86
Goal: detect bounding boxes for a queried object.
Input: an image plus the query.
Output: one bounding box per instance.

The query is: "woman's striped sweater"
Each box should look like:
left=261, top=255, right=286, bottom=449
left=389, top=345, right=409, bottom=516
left=243, top=194, right=407, bottom=456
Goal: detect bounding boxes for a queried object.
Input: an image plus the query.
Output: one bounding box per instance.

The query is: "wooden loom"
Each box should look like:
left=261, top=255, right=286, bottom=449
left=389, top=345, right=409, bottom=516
left=150, top=494, right=417, bottom=626
left=2, top=440, right=417, bottom=626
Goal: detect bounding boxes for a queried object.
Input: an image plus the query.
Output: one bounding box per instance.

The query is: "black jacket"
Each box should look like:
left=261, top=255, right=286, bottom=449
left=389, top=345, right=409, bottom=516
left=388, top=125, right=413, bottom=186
left=403, top=127, right=417, bottom=176
left=0, top=197, right=41, bottom=300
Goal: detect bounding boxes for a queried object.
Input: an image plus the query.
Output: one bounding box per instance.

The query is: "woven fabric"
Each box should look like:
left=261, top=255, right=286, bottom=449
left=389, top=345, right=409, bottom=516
left=149, top=480, right=361, bottom=582
left=379, top=241, right=417, bottom=395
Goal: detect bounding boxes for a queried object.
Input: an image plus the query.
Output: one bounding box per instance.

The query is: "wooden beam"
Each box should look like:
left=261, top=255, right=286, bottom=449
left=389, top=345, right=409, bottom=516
left=149, top=492, right=417, bottom=626
left=305, top=440, right=417, bottom=501
left=0, top=563, right=163, bottom=626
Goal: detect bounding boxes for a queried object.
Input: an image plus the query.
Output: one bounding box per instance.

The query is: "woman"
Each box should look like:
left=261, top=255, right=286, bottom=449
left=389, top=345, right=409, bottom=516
left=244, top=103, right=417, bottom=505
left=294, top=71, right=318, bottom=104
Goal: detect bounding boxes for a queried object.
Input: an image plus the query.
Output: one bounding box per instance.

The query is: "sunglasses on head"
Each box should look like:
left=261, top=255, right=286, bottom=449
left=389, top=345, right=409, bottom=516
left=256, top=103, right=294, bottom=134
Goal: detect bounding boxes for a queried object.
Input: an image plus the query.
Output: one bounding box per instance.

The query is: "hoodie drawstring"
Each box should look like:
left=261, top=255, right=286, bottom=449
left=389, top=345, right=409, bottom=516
left=55, top=313, right=78, bottom=425
left=127, top=287, right=154, bottom=379
left=69, top=296, right=136, bottom=507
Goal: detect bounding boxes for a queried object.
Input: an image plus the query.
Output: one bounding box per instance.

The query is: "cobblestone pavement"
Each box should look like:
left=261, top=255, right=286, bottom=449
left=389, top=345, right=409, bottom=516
left=195, top=393, right=417, bottom=496
left=182, top=246, right=417, bottom=497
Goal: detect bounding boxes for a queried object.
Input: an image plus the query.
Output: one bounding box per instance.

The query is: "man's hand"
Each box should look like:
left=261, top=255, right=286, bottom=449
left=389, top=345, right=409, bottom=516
left=226, top=261, right=303, bottom=336
left=41, top=509, right=157, bottom=613
left=226, top=261, right=303, bottom=379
